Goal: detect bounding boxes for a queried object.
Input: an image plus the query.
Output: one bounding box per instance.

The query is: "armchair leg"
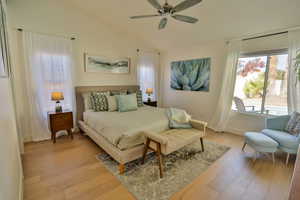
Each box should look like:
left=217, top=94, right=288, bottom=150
left=272, top=152, right=275, bottom=164
left=242, top=142, right=247, bottom=151
left=200, top=138, right=204, bottom=152
left=286, top=153, right=290, bottom=166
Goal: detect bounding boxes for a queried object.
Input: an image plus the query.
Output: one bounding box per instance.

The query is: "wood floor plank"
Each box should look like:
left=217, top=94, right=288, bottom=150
left=23, top=131, right=294, bottom=200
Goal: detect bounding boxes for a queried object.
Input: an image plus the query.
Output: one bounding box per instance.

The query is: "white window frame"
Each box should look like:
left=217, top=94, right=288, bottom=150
left=236, top=48, right=288, bottom=115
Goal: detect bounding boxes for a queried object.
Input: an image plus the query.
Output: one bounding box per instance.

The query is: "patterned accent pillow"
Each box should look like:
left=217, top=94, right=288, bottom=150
left=90, top=92, right=109, bottom=112
left=285, top=112, right=300, bottom=135
left=136, top=90, right=144, bottom=107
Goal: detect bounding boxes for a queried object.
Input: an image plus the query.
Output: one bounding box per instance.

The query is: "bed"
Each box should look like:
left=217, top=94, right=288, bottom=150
left=75, top=85, right=169, bottom=173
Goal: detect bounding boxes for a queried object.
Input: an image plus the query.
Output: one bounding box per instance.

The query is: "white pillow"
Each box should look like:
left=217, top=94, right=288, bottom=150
left=107, top=95, right=118, bottom=112
left=82, top=92, right=92, bottom=111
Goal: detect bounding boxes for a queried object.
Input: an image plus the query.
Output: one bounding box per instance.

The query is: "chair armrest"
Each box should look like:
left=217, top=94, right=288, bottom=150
left=265, top=115, right=290, bottom=131
left=142, top=131, right=168, bottom=145
left=190, top=119, right=208, bottom=134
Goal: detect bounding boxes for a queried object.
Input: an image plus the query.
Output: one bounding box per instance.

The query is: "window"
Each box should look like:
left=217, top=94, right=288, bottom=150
left=0, top=0, right=9, bottom=77
left=232, top=50, right=288, bottom=116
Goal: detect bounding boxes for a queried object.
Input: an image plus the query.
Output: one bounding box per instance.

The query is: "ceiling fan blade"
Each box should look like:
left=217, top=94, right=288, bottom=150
left=172, top=0, right=202, bottom=13
left=130, top=14, right=161, bottom=19
left=147, top=0, right=162, bottom=10
left=158, top=17, right=167, bottom=30
left=172, top=14, right=198, bottom=23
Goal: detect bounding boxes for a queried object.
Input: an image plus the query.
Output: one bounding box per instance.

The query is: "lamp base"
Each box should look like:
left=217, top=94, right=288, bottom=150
left=147, top=97, right=151, bottom=103
left=55, top=101, right=62, bottom=113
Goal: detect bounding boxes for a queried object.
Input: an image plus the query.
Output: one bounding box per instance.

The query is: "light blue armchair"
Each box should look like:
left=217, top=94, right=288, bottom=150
left=262, top=115, right=300, bottom=165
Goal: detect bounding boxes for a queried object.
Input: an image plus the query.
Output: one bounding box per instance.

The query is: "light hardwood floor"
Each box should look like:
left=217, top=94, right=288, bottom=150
left=23, top=130, right=295, bottom=200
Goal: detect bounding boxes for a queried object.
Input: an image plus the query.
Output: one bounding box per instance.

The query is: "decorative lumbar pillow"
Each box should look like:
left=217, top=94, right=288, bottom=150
left=91, top=91, right=109, bottom=112
left=286, top=112, right=300, bottom=135
left=106, top=95, right=118, bottom=112
left=166, top=108, right=192, bottom=129
left=111, top=90, right=127, bottom=96
left=116, top=93, right=138, bottom=112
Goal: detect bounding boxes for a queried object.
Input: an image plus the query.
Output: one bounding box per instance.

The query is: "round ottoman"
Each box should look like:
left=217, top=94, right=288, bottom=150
left=243, top=132, right=279, bottom=162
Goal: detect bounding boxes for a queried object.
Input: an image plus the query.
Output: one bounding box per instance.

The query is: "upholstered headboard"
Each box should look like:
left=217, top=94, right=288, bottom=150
left=75, top=85, right=140, bottom=122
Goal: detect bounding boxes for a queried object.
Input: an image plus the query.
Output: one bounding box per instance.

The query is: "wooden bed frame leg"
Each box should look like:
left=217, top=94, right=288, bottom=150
left=119, top=164, right=125, bottom=174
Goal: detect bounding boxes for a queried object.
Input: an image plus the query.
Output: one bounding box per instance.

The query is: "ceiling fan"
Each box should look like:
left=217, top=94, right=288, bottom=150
left=130, top=0, right=202, bottom=30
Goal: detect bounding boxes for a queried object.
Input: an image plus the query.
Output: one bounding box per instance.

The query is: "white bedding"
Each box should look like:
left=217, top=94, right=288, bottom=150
left=83, top=106, right=169, bottom=150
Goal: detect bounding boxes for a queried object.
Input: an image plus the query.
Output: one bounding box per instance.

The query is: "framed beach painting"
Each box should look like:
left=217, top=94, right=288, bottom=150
left=171, top=57, right=211, bottom=92
left=84, top=54, right=130, bottom=74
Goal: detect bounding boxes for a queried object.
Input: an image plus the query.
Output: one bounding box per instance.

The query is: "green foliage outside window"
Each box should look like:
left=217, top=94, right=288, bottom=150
left=243, top=73, right=265, bottom=98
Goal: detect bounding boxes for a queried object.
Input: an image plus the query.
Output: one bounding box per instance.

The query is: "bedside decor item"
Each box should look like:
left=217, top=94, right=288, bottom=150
left=146, top=88, right=153, bottom=102
left=171, top=57, right=211, bottom=91
left=51, top=92, right=64, bottom=113
left=48, top=111, right=73, bottom=143
left=85, top=54, right=130, bottom=74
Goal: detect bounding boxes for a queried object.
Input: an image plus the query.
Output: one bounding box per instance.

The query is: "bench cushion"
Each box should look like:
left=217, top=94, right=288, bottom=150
left=245, top=132, right=278, bottom=153
left=148, top=128, right=204, bottom=155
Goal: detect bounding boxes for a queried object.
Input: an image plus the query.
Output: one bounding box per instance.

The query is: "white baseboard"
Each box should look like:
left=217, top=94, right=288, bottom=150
left=225, top=127, right=246, bottom=136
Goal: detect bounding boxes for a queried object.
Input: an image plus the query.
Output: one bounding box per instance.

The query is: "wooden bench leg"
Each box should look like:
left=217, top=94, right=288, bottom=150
left=119, top=164, right=125, bottom=174
left=156, top=142, right=163, bottom=178
left=200, top=138, right=204, bottom=152
left=142, top=138, right=150, bottom=164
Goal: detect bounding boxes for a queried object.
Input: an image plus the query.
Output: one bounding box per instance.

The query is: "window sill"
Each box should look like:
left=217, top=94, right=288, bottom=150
left=231, top=110, right=273, bottom=118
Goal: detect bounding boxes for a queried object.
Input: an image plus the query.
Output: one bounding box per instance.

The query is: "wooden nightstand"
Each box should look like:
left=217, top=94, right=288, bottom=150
left=48, top=110, right=74, bottom=143
left=143, top=101, right=157, bottom=107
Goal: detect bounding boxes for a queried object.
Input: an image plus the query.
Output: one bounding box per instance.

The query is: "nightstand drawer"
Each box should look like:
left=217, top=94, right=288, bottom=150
left=50, top=112, right=72, bottom=120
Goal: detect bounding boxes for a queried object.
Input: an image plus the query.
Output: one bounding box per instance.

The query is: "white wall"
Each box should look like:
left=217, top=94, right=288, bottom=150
left=161, top=41, right=227, bottom=123
left=0, top=78, right=23, bottom=200
left=161, top=34, right=289, bottom=135
left=7, top=0, right=154, bottom=87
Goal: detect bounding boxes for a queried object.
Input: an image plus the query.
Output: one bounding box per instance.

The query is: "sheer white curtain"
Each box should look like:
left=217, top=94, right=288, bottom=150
left=137, top=50, right=159, bottom=101
left=211, top=40, right=241, bottom=132
left=288, top=29, right=300, bottom=113
left=18, top=31, right=74, bottom=141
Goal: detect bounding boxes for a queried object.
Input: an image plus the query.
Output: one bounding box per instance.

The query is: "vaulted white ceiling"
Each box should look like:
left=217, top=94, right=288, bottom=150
left=69, top=0, right=300, bottom=50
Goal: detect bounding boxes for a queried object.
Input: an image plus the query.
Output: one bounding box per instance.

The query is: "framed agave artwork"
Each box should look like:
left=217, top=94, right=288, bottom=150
left=171, top=58, right=211, bottom=91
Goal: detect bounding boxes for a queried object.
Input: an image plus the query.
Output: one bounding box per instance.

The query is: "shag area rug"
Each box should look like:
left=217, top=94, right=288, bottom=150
left=96, top=140, right=230, bottom=200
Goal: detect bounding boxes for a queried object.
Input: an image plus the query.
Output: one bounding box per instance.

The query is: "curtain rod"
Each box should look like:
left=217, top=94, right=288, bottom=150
left=242, top=31, right=288, bottom=41
left=16, top=28, right=76, bottom=40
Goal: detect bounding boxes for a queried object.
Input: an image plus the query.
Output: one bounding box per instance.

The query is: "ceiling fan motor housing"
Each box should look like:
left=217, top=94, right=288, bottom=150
left=158, top=3, right=173, bottom=15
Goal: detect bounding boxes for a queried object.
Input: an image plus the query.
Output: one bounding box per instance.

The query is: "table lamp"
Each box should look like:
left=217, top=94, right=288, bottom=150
left=145, top=88, right=153, bottom=103
left=51, top=92, right=64, bottom=113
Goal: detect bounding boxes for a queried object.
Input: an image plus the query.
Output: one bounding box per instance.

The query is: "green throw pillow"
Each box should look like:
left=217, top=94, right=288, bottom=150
left=116, top=94, right=138, bottom=112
